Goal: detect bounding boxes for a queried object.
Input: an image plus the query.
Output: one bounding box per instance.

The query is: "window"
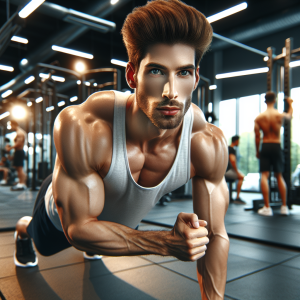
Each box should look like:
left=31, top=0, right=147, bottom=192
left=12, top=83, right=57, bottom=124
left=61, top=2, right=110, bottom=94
left=219, top=99, right=236, bottom=144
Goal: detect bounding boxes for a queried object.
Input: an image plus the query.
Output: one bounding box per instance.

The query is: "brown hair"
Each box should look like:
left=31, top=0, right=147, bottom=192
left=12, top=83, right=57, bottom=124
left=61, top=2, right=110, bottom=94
left=265, top=91, right=276, bottom=103
left=121, top=0, right=213, bottom=71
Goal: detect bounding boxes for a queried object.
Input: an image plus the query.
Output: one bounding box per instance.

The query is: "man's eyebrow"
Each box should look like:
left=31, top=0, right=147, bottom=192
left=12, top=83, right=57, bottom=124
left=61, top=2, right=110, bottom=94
left=145, top=63, right=195, bottom=70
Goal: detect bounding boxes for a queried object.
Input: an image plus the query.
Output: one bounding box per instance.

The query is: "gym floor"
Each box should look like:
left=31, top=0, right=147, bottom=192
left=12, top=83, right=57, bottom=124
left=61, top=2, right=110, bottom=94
left=1, top=188, right=300, bottom=300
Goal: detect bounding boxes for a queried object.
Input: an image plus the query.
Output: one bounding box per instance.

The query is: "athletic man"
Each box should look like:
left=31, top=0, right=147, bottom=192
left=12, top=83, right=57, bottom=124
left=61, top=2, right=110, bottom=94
left=225, top=135, right=246, bottom=204
left=8, top=120, right=27, bottom=190
left=14, top=1, right=229, bottom=298
left=255, top=92, right=293, bottom=216
left=0, top=138, right=11, bottom=185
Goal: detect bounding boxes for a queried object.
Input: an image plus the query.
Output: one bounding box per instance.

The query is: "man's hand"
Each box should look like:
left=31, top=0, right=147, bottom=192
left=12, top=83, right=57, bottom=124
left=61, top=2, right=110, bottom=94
left=286, top=97, right=293, bottom=105
left=166, top=212, right=209, bottom=261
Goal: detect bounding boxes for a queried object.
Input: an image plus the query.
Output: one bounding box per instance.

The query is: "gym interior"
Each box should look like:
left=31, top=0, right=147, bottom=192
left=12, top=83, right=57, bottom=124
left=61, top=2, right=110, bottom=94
left=1, top=0, right=300, bottom=299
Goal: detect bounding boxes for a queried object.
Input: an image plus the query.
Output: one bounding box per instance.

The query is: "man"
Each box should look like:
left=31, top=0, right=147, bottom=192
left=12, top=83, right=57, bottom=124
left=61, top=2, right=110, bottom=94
left=225, top=135, right=246, bottom=204
left=14, top=1, right=229, bottom=298
left=8, top=120, right=27, bottom=190
left=255, top=92, right=293, bottom=216
left=0, top=138, right=11, bottom=185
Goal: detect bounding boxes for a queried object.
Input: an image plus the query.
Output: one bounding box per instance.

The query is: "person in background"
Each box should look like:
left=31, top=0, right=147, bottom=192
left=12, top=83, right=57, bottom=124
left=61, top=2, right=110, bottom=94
left=0, top=138, right=12, bottom=185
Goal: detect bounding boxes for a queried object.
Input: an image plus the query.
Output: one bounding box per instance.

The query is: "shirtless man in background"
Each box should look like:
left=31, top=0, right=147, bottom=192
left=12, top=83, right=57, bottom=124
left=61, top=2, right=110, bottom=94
left=8, top=120, right=27, bottom=190
left=255, top=91, right=293, bottom=216
left=14, top=1, right=229, bottom=299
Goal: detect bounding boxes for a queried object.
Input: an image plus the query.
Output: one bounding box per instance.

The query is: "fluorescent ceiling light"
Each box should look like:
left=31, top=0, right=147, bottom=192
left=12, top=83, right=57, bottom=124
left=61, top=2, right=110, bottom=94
left=207, top=2, right=247, bottom=23
left=24, top=76, right=35, bottom=84
left=1, top=90, right=13, bottom=98
left=208, top=103, right=213, bottom=113
left=70, top=96, right=78, bottom=102
left=290, top=60, right=300, bottom=68
left=57, top=101, right=65, bottom=107
left=19, top=0, right=46, bottom=18
left=111, top=0, right=119, bottom=4
left=0, top=112, right=10, bottom=120
left=0, top=64, right=14, bottom=72
left=52, top=75, right=65, bottom=82
left=11, top=36, right=28, bottom=44
left=21, top=58, right=28, bottom=66
left=46, top=106, right=54, bottom=112
left=52, top=45, right=93, bottom=59
left=27, top=101, right=33, bottom=107
left=111, top=59, right=127, bottom=67
left=209, top=85, right=217, bottom=90
left=216, top=67, right=268, bottom=79
left=39, top=73, right=50, bottom=79
left=35, top=97, right=43, bottom=103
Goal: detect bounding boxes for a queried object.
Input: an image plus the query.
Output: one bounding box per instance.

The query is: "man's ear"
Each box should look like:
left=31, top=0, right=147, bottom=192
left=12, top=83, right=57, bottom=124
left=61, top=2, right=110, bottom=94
left=193, top=67, right=200, bottom=90
left=126, top=62, right=137, bottom=89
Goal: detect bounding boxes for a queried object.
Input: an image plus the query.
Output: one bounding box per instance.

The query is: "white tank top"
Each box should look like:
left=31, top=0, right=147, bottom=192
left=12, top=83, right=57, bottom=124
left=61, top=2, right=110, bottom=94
left=45, top=91, right=194, bottom=231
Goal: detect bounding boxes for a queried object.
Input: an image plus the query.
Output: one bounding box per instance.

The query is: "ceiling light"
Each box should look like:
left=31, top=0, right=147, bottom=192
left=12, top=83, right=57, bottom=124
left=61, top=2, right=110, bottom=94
left=209, top=85, right=217, bottom=90
left=111, top=59, right=127, bottom=67
left=216, top=67, right=268, bottom=79
left=11, top=36, right=28, bottom=44
left=290, top=60, right=300, bottom=68
left=75, top=61, right=86, bottom=72
left=0, top=64, right=14, bottom=72
left=24, top=76, right=35, bottom=84
left=46, top=106, right=54, bottom=112
left=12, top=106, right=26, bottom=119
left=39, top=73, right=50, bottom=79
left=85, top=82, right=91, bottom=86
left=52, top=45, right=93, bottom=59
left=93, top=83, right=98, bottom=87
left=111, top=0, right=119, bottom=4
left=208, top=103, right=213, bottom=113
left=36, top=133, right=42, bottom=140
left=0, top=112, right=10, bottom=120
left=57, top=101, right=65, bottom=107
left=70, top=96, right=78, bottom=102
left=19, top=0, right=46, bottom=18
left=27, top=101, right=33, bottom=107
left=21, top=58, right=28, bottom=66
left=35, top=97, right=43, bottom=103
left=1, top=90, right=13, bottom=98
left=77, top=80, right=81, bottom=85
left=51, top=75, right=65, bottom=82
left=207, top=2, right=247, bottom=23
left=264, top=56, right=269, bottom=61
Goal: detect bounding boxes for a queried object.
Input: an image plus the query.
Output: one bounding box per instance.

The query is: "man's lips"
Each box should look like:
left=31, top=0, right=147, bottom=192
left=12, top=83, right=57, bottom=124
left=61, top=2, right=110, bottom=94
left=157, top=106, right=180, bottom=116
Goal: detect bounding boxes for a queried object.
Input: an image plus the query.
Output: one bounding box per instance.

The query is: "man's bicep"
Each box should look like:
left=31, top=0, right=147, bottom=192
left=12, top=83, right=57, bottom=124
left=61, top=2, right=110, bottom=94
left=192, top=176, right=229, bottom=235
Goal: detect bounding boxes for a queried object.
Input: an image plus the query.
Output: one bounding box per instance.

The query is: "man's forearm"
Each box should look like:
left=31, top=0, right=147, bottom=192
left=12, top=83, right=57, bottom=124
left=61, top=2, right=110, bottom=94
left=255, top=138, right=260, bottom=154
left=67, top=220, right=171, bottom=256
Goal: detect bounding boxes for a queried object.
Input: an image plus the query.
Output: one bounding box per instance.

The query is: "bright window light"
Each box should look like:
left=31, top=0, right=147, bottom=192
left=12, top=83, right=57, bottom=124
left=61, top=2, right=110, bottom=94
left=290, top=60, right=300, bottom=68
left=208, top=103, right=213, bottom=113
left=0, top=64, right=14, bottom=72
left=21, top=58, right=28, bottom=66
left=75, top=61, right=86, bottom=72
left=70, top=96, right=78, bottom=102
left=207, top=2, right=247, bottom=23
left=24, top=76, right=35, bottom=84
left=36, top=133, right=42, bottom=140
left=0, top=112, right=10, bottom=120
left=85, top=82, right=91, bottom=86
left=11, top=36, right=28, bottom=44
left=57, top=101, right=65, bottom=107
left=19, top=0, right=46, bottom=18
left=111, top=0, right=119, bottom=4
left=1, top=90, right=13, bottom=98
left=77, top=80, right=81, bottom=85
left=264, top=56, right=269, bottom=62
left=27, top=101, right=32, bottom=107
left=35, top=97, right=43, bottom=103
left=12, top=106, right=26, bottom=119
left=111, top=59, right=127, bottom=67
left=52, top=45, right=93, bottom=59
left=216, top=67, right=269, bottom=79
left=209, top=85, right=217, bottom=90
left=51, top=75, right=65, bottom=82
left=46, top=106, right=54, bottom=112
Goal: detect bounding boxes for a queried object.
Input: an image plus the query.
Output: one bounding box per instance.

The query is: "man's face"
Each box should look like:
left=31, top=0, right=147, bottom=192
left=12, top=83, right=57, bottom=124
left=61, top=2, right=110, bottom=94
left=135, top=43, right=198, bottom=129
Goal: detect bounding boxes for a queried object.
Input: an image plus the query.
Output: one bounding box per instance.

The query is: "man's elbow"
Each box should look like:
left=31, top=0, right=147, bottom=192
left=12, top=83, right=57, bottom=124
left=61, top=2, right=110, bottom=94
left=65, top=223, right=87, bottom=251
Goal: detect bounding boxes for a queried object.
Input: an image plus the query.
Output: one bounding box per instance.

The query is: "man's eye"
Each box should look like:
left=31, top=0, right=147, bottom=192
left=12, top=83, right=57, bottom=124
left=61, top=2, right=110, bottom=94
left=150, top=69, right=162, bottom=75
left=179, top=70, right=190, bottom=76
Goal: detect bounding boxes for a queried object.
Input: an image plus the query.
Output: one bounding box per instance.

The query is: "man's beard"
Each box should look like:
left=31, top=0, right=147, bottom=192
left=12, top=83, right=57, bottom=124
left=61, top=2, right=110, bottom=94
left=136, top=90, right=192, bottom=130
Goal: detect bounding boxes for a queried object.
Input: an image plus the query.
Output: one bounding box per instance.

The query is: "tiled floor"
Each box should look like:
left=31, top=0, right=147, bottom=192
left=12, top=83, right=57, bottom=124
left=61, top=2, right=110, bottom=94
left=1, top=187, right=300, bottom=299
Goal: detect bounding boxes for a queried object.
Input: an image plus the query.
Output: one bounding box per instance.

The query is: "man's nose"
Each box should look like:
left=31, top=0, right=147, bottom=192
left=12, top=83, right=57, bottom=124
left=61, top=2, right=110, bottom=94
left=162, top=76, right=178, bottom=100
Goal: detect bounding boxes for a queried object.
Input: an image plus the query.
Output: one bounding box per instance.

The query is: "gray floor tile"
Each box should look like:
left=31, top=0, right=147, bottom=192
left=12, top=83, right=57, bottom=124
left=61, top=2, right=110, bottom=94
left=160, top=260, right=198, bottom=280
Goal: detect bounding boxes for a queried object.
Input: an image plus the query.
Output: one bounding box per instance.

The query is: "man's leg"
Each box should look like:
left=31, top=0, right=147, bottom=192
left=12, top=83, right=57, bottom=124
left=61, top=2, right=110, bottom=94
left=274, top=172, right=289, bottom=215
left=236, top=178, right=244, bottom=199
left=16, top=166, right=27, bottom=185
left=261, top=171, right=270, bottom=207
left=0, top=167, right=8, bottom=184
left=16, top=216, right=32, bottom=239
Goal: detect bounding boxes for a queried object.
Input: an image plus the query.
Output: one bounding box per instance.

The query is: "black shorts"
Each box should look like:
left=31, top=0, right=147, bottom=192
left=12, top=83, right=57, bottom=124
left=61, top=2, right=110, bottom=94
left=13, top=150, right=25, bottom=167
left=260, top=143, right=284, bottom=173
left=27, top=174, right=72, bottom=256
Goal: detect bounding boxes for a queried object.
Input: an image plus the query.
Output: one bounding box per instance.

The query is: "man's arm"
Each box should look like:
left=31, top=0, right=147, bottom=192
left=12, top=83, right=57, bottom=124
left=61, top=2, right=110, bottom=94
left=53, top=104, right=209, bottom=259
left=10, top=132, right=24, bottom=150
left=254, top=120, right=261, bottom=158
left=191, top=123, right=229, bottom=300
left=282, top=97, right=293, bottom=120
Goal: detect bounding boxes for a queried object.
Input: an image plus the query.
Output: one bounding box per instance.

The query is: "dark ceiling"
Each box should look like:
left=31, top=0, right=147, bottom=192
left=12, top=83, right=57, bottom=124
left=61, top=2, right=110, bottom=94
left=0, top=0, right=300, bottom=96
